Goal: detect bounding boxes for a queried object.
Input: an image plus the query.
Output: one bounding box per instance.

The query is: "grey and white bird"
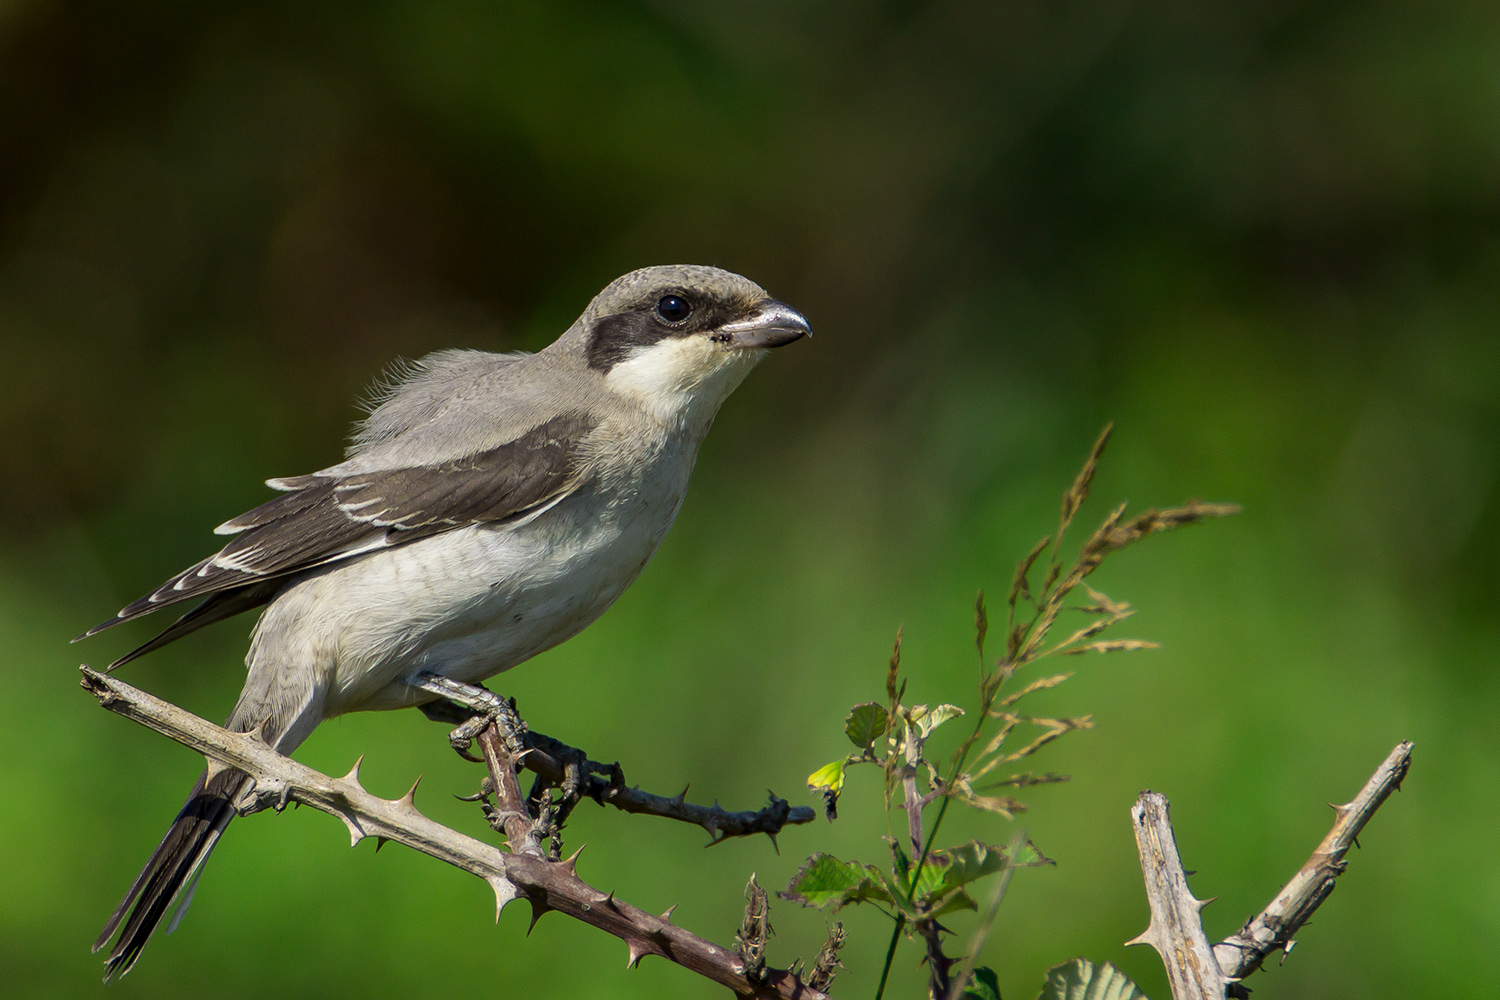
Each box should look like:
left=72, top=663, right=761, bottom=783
left=79, top=264, right=809, bottom=977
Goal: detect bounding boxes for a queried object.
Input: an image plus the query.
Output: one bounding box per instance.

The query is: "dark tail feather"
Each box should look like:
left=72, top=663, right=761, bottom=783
left=95, top=767, right=250, bottom=978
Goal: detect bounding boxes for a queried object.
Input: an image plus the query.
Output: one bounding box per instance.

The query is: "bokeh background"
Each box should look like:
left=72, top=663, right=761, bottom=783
left=3, top=2, right=1497, bottom=998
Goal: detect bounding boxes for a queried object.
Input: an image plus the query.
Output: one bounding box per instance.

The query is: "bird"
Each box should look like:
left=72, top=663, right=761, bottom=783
left=78, top=263, right=810, bottom=978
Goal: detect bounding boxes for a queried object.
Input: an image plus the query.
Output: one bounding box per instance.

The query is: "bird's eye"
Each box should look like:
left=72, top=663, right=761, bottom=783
left=656, top=295, right=692, bottom=323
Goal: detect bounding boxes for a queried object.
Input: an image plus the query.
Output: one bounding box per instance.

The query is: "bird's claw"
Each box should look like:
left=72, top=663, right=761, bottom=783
left=410, top=672, right=528, bottom=761
left=448, top=714, right=491, bottom=761
left=455, top=776, right=496, bottom=803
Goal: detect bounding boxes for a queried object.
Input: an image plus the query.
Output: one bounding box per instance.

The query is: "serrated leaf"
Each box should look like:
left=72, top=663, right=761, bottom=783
left=921, top=840, right=1004, bottom=900
left=868, top=866, right=921, bottom=919
left=962, top=966, right=1003, bottom=1000
left=937, top=840, right=1010, bottom=889
left=932, top=888, right=979, bottom=917
left=1009, top=839, right=1053, bottom=867
left=845, top=702, right=888, bottom=749
left=904, top=839, right=1052, bottom=909
left=780, top=853, right=893, bottom=911
left=915, top=703, right=965, bottom=737
left=1038, top=959, right=1148, bottom=1000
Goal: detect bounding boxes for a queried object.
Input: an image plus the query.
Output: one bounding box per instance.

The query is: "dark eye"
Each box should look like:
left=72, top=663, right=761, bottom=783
left=656, top=295, right=692, bottom=323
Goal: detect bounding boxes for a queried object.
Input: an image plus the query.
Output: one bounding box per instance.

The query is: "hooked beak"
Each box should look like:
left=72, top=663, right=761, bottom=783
left=715, top=299, right=812, bottom=349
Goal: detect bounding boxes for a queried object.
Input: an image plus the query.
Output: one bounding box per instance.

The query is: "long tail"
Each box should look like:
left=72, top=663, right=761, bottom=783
left=94, top=767, right=251, bottom=979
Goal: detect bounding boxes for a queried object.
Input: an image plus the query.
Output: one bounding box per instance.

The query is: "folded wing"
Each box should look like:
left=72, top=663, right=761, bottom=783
left=80, top=412, right=596, bottom=666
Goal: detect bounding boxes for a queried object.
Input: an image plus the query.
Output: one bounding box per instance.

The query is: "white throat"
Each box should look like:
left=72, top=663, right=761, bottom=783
left=603, top=337, right=765, bottom=432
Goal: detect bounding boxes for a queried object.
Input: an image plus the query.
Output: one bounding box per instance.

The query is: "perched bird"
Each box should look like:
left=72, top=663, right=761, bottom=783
left=79, top=264, right=809, bottom=977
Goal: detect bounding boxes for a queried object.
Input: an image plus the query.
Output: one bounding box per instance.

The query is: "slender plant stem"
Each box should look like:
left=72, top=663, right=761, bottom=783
left=873, top=605, right=1008, bottom=999
left=871, top=684, right=996, bottom=997
left=873, top=915, right=906, bottom=1000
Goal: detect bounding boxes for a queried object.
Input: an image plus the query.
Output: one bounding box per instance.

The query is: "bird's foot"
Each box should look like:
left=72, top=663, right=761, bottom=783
left=522, top=746, right=589, bottom=857
left=411, top=672, right=528, bottom=761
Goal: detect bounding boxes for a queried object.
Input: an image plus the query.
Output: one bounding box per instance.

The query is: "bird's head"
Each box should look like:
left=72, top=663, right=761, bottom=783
left=572, top=264, right=810, bottom=428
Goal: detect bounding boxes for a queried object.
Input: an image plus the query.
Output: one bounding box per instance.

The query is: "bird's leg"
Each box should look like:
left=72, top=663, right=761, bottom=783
left=408, top=673, right=550, bottom=856
left=410, top=672, right=528, bottom=760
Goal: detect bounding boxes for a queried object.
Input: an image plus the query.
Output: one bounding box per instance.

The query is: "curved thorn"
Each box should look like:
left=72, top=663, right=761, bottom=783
left=489, top=876, right=520, bottom=922
left=341, top=755, right=366, bottom=790
left=396, top=775, right=423, bottom=811
left=204, top=756, right=231, bottom=784
left=527, top=899, right=550, bottom=935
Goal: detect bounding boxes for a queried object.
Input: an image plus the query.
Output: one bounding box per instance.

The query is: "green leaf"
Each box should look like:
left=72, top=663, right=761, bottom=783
left=908, top=839, right=1054, bottom=908
left=919, top=703, right=965, bottom=737
left=779, top=853, right=894, bottom=912
left=807, top=760, right=845, bottom=820
left=1038, top=959, right=1148, bottom=1000
left=962, top=966, right=1003, bottom=1000
left=867, top=866, right=921, bottom=919
left=1007, top=838, right=1053, bottom=868
left=807, top=760, right=845, bottom=795
left=845, top=702, right=888, bottom=749
left=934, top=840, right=1007, bottom=891
left=888, top=836, right=910, bottom=884
left=908, top=840, right=996, bottom=902
left=932, top=888, right=980, bottom=917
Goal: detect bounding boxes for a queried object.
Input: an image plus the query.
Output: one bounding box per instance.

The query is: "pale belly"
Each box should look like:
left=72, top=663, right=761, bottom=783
left=249, top=476, right=684, bottom=718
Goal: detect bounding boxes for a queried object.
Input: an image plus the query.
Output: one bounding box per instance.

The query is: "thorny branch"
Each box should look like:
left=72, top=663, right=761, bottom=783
left=1128, top=741, right=1413, bottom=999
left=1214, top=740, right=1414, bottom=982
left=1126, top=794, right=1231, bottom=1000
left=419, top=695, right=814, bottom=846
left=79, top=666, right=831, bottom=1000
left=475, top=722, right=548, bottom=857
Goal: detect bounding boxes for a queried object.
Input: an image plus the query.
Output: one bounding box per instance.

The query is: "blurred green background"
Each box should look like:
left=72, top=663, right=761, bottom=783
left=3, top=1, right=1496, bottom=998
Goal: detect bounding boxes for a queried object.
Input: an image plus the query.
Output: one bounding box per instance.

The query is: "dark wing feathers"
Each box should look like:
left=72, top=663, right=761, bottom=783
left=104, top=582, right=285, bottom=670
left=214, top=476, right=334, bottom=534
left=80, top=413, right=595, bottom=658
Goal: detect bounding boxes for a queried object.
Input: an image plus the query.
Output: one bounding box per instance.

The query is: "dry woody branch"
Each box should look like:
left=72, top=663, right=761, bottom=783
left=80, top=666, right=830, bottom=1000
left=1215, top=740, right=1414, bottom=980
left=1128, top=741, right=1413, bottom=999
